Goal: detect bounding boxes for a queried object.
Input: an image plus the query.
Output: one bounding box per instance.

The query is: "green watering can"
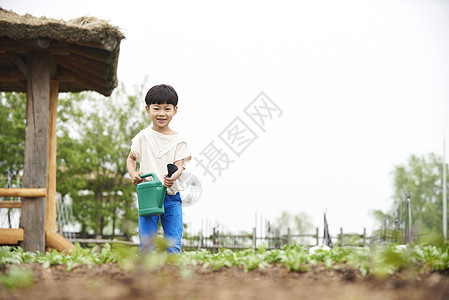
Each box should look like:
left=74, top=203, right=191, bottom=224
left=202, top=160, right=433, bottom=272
left=136, top=164, right=178, bottom=216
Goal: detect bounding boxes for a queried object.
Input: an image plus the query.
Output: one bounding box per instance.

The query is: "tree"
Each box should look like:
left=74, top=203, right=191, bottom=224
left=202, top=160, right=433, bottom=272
left=375, top=153, right=448, bottom=237
left=0, top=92, right=26, bottom=186
left=275, top=210, right=314, bottom=235
left=394, top=153, right=448, bottom=235
left=293, top=212, right=314, bottom=235
left=275, top=211, right=291, bottom=235
left=0, top=92, right=27, bottom=229
left=56, top=83, right=148, bottom=238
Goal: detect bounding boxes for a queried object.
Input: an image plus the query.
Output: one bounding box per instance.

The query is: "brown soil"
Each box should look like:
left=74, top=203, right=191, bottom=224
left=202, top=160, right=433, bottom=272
left=1, top=263, right=449, bottom=300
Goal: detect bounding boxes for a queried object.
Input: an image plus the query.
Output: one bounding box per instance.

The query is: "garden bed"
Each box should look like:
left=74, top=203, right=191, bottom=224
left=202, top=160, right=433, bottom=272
left=1, top=262, right=449, bottom=300
left=2, top=243, right=449, bottom=299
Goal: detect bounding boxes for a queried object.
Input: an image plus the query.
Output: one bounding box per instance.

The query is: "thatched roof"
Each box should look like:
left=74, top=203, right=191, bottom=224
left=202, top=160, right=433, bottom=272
left=0, top=8, right=125, bottom=96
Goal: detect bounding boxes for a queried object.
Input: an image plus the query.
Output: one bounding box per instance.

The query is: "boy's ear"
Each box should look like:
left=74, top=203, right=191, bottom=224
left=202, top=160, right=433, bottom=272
left=174, top=106, right=178, bottom=115
left=145, top=105, right=150, bottom=114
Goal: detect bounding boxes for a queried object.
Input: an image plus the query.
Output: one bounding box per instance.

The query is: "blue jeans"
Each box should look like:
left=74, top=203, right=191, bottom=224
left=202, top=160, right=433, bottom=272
left=138, top=192, right=183, bottom=254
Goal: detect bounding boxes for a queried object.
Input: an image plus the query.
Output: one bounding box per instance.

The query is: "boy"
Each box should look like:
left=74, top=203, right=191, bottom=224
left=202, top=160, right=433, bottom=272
left=127, top=84, right=191, bottom=254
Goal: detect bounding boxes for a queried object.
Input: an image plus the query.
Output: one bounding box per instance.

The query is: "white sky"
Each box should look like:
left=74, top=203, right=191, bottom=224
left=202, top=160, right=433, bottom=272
left=2, top=0, right=449, bottom=237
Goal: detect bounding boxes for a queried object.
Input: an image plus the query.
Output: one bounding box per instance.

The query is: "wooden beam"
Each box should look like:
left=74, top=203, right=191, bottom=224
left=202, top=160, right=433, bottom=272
left=0, top=54, right=16, bottom=67
left=56, top=59, right=111, bottom=95
left=0, top=81, right=23, bottom=87
left=0, top=68, right=27, bottom=81
left=0, top=188, right=46, bottom=197
left=57, top=56, right=109, bottom=81
left=45, top=231, right=75, bottom=253
left=68, top=53, right=109, bottom=74
left=69, top=39, right=118, bottom=53
left=6, top=52, right=27, bottom=75
left=0, top=86, right=24, bottom=93
left=1, top=36, right=111, bottom=53
left=46, top=80, right=58, bottom=233
left=0, top=201, right=22, bottom=209
left=0, top=228, right=24, bottom=244
left=0, top=38, right=35, bottom=53
left=57, top=83, right=83, bottom=93
left=55, top=69, right=111, bottom=96
left=54, top=67, right=76, bottom=82
left=71, top=45, right=111, bottom=64
left=110, top=44, right=120, bottom=88
left=50, top=48, right=71, bottom=56
left=75, top=76, right=111, bottom=96
left=21, top=50, right=51, bottom=253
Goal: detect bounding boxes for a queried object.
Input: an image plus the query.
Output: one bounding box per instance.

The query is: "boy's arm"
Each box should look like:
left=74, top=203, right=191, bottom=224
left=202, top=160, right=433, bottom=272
left=163, top=159, right=184, bottom=188
left=127, top=151, right=143, bottom=185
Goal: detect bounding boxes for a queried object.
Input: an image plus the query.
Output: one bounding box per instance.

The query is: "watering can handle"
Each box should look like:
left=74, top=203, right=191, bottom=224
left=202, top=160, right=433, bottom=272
left=139, top=163, right=178, bottom=181
left=139, top=172, right=160, bottom=183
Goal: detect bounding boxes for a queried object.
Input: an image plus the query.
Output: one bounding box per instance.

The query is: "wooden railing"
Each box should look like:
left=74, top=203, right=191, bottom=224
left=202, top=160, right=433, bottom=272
left=0, top=188, right=46, bottom=245
left=0, top=201, right=22, bottom=208
left=0, top=188, right=46, bottom=198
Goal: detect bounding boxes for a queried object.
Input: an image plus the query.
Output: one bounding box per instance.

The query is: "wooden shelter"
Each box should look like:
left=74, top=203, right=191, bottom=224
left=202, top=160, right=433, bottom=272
left=0, top=8, right=124, bottom=253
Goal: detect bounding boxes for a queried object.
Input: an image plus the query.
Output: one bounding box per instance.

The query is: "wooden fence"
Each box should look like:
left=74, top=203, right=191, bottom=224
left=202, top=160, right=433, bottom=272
left=181, top=227, right=369, bottom=251
left=68, top=227, right=370, bottom=251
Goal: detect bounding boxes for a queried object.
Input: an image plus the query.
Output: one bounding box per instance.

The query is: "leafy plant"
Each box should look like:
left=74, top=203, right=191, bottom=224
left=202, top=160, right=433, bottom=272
left=0, top=266, right=33, bottom=290
left=2, top=242, right=449, bottom=281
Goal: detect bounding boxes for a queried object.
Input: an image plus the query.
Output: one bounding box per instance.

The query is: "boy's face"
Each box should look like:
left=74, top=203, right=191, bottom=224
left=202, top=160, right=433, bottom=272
left=146, top=103, right=177, bottom=130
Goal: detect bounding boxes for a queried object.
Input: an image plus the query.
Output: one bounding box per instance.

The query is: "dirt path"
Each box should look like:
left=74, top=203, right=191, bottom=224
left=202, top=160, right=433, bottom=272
left=1, top=263, right=449, bottom=300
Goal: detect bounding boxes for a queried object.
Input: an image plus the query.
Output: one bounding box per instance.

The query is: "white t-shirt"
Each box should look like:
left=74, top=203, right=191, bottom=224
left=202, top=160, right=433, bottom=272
left=130, top=127, right=191, bottom=195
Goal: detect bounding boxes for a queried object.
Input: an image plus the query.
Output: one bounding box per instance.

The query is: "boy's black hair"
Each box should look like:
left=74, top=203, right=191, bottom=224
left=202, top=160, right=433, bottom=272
left=145, top=84, right=178, bottom=107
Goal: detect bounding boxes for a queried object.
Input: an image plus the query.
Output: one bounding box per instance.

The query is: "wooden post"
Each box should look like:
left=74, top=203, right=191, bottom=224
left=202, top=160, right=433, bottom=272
left=443, top=136, right=447, bottom=240
left=287, top=228, right=291, bottom=245
left=21, top=51, right=51, bottom=253
left=45, top=80, right=58, bottom=234
left=252, top=227, right=256, bottom=249
left=340, top=227, right=344, bottom=247
left=315, top=227, right=319, bottom=245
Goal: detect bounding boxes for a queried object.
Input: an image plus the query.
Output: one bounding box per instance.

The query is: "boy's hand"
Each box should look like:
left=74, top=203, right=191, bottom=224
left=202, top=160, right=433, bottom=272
left=163, top=174, right=177, bottom=188
left=163, top=160, right=184, bottom=188
left=130, top=171, right=144, bottom=186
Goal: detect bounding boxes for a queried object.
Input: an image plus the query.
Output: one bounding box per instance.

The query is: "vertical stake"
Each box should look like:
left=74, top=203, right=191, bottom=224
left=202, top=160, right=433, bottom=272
left=340, top=227, right=344, bottom=247
left=444, top=136, right=447, bottom=239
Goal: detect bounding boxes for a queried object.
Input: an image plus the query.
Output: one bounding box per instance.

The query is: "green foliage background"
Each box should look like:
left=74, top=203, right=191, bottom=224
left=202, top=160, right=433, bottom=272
left=373, top=153, right=448, bottom=237
left=0, top=83, right=148, bottom=238
left=0, top=93, right=26, bottom=187
left=392, top=153, right=447, bottom=234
